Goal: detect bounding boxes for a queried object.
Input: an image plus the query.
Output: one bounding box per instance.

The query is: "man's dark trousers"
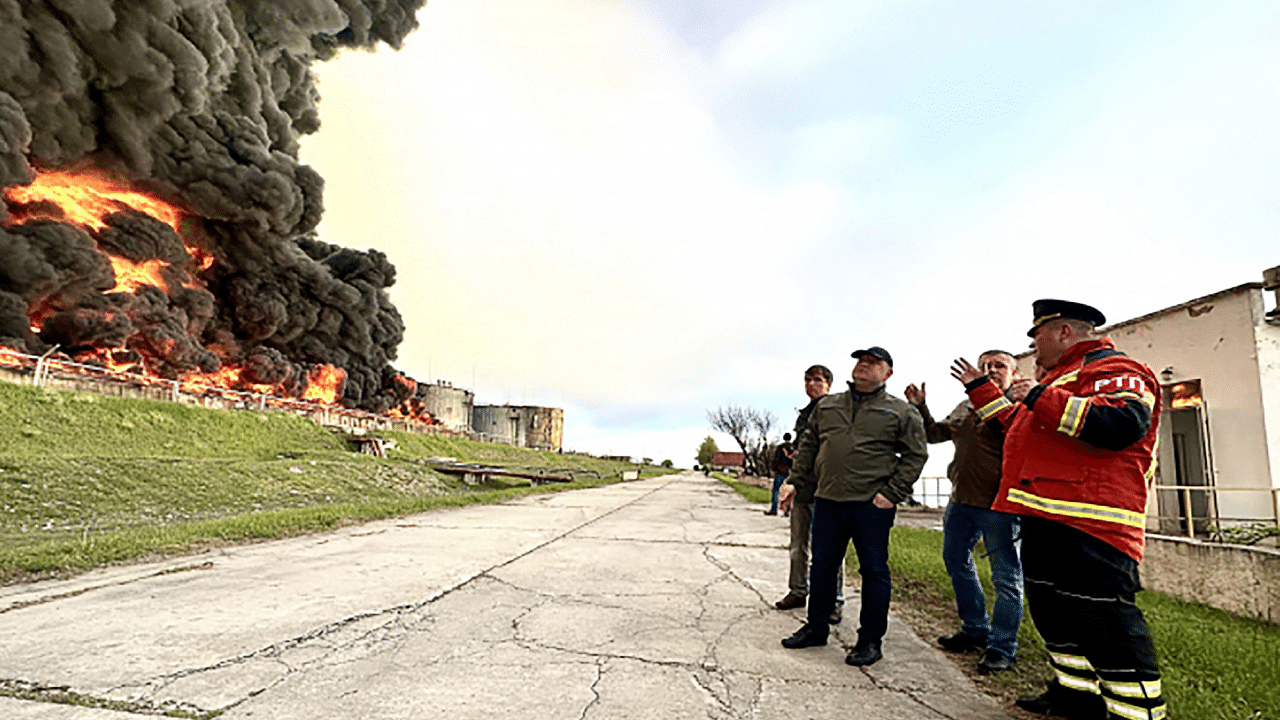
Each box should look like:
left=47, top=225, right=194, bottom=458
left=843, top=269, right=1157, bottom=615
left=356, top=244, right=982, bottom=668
left=808, top=497, right=896, bottom=640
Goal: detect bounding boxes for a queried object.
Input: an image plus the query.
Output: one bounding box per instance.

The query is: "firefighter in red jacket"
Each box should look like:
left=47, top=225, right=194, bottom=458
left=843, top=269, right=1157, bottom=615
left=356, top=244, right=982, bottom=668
left=958, top=299, right=1165, bottom=720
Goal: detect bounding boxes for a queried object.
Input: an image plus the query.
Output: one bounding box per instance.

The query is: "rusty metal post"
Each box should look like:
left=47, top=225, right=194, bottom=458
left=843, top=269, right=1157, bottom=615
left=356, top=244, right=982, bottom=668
left=1205, top=487, right=1219, bottom=537
left=1182, top=487, right=1194, bottom=538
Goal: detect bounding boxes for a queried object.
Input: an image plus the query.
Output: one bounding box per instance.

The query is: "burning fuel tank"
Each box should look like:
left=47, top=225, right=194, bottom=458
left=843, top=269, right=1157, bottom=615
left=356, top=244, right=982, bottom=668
left=0, top=0, right=430, bottom=416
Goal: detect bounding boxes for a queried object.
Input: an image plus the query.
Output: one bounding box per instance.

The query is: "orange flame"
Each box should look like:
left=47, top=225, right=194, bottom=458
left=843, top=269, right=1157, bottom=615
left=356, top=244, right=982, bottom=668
left=302, top=364, right=347, bottom=405
left=3, top=170, right=212, bottom=283
left=4, top=171, right=182, bottom=231
left=0, top=346, right=29, bottom=370
left=109, top=256, right=170, bottom=293
left=394, top=373, right=417, bottom=394
left=1170, top=380, right=1204, bottom=409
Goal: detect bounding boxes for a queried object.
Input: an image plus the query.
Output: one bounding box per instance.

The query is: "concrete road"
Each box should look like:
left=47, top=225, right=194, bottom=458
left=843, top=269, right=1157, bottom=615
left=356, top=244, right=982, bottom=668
left=0, top=471, right=1008, bottom=719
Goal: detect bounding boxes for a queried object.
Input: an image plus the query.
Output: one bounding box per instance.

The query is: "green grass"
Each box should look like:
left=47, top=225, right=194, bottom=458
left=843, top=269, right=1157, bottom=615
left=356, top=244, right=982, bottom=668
left=886, top=526, right=1280, bottom=720
left=718, top=480, right=1280, bottom=720
left=0, top=380, right=667, bottom=585
left=1143, top=592, right=1280, bottom=720
left=717, top=473, right=771, bottom=504
left=0, top=382, right=344, bottom=459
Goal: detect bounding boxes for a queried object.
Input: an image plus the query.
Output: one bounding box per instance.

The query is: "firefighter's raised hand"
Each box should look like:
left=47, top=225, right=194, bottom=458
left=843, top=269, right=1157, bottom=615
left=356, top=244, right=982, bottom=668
left=950, top=358, right=985, bottom=385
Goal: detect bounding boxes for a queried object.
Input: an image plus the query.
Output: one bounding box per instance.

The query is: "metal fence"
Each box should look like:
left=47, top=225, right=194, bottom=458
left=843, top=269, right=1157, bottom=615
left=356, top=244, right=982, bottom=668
left=912, top=476, right=950, bottom=509
left=1151, top=484, right=1280, bottom=539
left=0, top=346, right=441, bottom=433
left=910, top=478, right=1280, bottom=536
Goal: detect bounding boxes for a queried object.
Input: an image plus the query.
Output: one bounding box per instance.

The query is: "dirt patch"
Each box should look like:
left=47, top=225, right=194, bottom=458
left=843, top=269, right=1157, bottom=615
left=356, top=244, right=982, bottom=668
left=892, top=573, right=1052, bottom=720
left=736, top=474, right=772, bottom=490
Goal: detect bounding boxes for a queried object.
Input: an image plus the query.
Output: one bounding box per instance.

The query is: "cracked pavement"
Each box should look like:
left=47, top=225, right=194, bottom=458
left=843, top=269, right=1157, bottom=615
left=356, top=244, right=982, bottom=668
left=0, top=471, right=1009, bottom=719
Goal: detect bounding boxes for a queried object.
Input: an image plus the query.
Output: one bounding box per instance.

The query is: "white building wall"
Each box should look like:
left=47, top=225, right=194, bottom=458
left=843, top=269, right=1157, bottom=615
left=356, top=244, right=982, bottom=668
left=1252, top=291, right=1280, bottom=524
left=1105, top=288, right=1272, bottom=522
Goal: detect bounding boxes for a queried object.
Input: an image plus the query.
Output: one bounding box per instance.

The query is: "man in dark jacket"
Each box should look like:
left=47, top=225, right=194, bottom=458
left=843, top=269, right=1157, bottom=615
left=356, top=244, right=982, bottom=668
left=766, top=432, right=794, bottom=516
left=779, top=347, right=928, bottom=667
left=906, top=350, right=1031, bottom=675
left=773, top=365, right=844, bottom=622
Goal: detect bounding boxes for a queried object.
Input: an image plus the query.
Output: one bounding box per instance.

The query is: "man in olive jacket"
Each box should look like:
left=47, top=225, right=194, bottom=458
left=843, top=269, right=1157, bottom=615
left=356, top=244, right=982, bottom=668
left=779, top=346, right=928, bottom=667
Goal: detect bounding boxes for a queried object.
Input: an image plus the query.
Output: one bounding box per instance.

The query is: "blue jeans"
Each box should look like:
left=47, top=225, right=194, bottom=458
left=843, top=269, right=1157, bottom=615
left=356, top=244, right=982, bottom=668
left=808, top=497, right=895, bottom=642
left=770, top=473, right=788, bottom=513
left=942, top=500, right=1024, bottom=660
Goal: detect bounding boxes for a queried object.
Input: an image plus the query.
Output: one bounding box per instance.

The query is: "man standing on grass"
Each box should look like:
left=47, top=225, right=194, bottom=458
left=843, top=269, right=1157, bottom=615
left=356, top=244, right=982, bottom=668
left=779, top=347, right=927, bottom=667
left=773, top=364, right=845, bottom=624
left=906, top=350, right=1031, bottom=676
left=960, top=300, right=1165, bottom=720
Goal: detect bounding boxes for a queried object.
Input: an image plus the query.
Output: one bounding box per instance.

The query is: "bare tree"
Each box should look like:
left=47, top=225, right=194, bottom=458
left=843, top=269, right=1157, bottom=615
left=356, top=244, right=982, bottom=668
left=748, top=408, right=778, bottom=477
left=707, top=405, right=778, bottom=477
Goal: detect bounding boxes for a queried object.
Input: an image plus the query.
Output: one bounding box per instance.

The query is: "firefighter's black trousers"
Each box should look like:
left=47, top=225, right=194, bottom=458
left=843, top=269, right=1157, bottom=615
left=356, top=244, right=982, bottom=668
left=1021, top=516, right=1166, bottom=720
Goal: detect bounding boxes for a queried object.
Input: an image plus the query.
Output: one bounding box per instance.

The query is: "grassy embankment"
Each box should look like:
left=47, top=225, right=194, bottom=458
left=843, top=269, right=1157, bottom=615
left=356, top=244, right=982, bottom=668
left=721, top=478, right=1280, bottom=720
left=0, top=381, right=666, bottom=585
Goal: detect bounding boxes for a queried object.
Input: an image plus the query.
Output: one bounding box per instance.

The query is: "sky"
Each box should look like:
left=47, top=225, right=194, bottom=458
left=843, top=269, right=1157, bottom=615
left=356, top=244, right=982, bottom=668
left=298, top=0, right=1280, bottom=473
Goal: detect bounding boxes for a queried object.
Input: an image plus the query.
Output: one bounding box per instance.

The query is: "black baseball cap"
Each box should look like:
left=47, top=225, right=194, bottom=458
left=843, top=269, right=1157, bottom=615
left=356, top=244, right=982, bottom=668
left=1027, top=299, right=1106, bottom=337
left=851, top=346, right=893, bottom=367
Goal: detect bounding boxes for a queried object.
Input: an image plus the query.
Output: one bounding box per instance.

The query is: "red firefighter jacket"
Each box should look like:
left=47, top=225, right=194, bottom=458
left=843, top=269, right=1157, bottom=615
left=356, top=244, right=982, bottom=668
left=964, top=338, right=1160, bottom=562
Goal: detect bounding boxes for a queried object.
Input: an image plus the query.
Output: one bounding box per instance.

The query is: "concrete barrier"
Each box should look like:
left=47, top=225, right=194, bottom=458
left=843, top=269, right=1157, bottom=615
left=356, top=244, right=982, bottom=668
left=1142, top=534, right=1280, bottom=623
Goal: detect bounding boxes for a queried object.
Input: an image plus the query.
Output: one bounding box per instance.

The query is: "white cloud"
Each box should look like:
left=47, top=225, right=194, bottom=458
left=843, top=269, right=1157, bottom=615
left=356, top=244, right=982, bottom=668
left=300, top=0, right=1280, bottom=465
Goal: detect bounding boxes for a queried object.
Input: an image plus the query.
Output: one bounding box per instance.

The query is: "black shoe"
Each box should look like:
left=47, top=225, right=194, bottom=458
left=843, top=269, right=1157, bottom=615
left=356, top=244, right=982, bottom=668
left=976, top=649, right=1013, bottom=675
left=781, top=623, right=828, bottom=649
left=828, top=602, right=843, bottom=624
left=763, top=509, right=778, bottom=515
left=774, top=592, right=806, bottom=610
left=937, top=631, right=985, bottom=653
left=1015, top=690, right=1053, bottom=716
left=844, top=639, right=882, bottom=666
left=1015, top=684, right=1106, bottom=719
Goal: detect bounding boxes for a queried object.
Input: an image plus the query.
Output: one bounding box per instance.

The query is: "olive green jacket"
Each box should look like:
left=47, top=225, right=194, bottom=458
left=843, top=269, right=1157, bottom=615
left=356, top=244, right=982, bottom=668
left=786, top=383, right=928, bottom=505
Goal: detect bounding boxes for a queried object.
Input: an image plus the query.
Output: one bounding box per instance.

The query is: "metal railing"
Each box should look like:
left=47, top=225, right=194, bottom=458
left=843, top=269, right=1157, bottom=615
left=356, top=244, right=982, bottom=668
left=0, top=347, right=440, bottom=432
left=905, top=476, right=1280, bottom=538
left=1150, top=484, right=1280, bottom=539
left=913, top=476, right=950, bottom=509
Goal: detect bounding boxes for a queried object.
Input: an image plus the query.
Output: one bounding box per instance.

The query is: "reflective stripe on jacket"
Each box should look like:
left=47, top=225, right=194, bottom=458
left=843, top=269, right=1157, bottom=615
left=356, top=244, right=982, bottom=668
left=966, top=338, right=1160, bottom=562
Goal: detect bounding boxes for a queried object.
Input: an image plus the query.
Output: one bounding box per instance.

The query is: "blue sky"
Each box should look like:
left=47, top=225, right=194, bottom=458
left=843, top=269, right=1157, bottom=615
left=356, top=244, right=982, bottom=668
left=300, top=0, right=1280, bottom=471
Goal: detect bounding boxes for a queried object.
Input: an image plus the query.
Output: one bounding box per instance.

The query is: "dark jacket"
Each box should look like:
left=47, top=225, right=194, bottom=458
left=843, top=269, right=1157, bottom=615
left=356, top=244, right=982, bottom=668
left=785, top=395, right=823, bottom=503
left=788, top=383, right=928, bottom=505
left=771, top=443, right=793, bottom=474
left=916, top=396, right=1006, bottom=509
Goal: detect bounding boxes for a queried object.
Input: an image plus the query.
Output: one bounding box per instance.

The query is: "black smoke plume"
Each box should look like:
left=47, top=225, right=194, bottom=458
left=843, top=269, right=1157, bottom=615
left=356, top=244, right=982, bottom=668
left=0, top=0, right=426, bottom=412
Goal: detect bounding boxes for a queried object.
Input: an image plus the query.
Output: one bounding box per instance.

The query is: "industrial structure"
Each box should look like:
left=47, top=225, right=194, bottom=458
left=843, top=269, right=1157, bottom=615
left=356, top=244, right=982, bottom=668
left=0, top=353, right=564, bottom=452
left=471, top=405, right=564, bottom=451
